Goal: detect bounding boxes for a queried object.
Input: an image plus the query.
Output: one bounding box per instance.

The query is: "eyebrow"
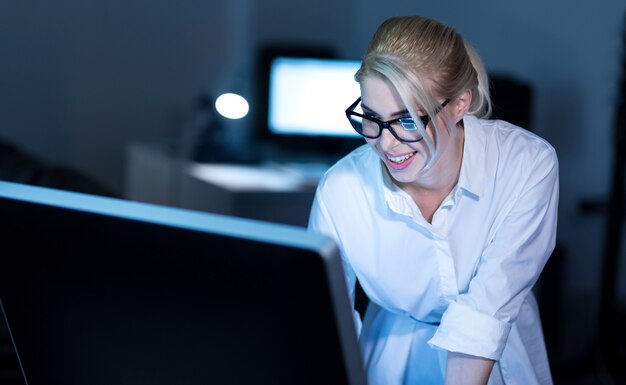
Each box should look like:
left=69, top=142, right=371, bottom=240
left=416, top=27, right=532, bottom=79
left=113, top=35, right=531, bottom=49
left=361, top=102, right=410, bottom=118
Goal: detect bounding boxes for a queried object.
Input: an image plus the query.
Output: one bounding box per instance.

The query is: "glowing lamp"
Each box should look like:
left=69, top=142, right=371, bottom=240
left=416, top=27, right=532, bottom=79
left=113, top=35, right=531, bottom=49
left=215, top=93, right=249, bottom=120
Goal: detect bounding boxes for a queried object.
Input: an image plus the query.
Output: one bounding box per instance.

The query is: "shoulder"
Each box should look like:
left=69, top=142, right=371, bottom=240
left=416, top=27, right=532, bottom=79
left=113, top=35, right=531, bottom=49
left=313, top=144, right=384, bottom=215
left=317, top=144, right=378, bottom=193
left=468, top=116, right=558, bottom=171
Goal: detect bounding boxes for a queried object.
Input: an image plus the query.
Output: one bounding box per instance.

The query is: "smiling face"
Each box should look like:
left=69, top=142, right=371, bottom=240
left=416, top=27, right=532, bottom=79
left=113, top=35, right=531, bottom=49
left=359, top=74, right=470, bottom=193
left=355, top=16, right=484, bottom=195
left=360, top=75, right=443, bottom=185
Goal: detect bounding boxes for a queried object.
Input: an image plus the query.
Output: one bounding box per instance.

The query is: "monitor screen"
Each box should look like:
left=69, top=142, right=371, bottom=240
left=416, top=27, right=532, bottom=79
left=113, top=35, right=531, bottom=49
left=267, top=57, right=361, bottom=138
left=0, top=181, right=367, bottom=385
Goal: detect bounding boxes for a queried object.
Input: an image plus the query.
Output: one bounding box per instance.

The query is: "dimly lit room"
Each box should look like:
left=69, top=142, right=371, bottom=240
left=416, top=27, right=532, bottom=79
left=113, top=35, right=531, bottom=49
left=1, top=1, right=625, bottom=384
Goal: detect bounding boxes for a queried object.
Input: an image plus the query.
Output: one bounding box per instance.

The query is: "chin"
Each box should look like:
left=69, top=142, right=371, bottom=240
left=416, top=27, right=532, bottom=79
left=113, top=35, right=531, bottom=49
left=383, top=163, right=422, bottom=185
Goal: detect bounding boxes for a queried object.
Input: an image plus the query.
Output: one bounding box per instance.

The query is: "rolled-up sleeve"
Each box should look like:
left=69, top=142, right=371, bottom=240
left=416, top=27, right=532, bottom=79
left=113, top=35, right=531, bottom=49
left=429, top=146, right=559, bottom=360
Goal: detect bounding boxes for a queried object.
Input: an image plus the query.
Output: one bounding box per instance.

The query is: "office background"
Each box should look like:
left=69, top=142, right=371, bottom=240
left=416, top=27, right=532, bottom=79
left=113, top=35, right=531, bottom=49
left=1, top=0, right=626, bottom=382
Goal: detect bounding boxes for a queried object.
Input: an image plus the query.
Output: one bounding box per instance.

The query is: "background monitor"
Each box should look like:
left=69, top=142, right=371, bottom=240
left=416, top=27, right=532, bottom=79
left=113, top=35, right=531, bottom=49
left=267, top=57, right=361, bottom=139
left=0, top=181, right=367, bottom=385
left=254, top=46, right=364, bottom=159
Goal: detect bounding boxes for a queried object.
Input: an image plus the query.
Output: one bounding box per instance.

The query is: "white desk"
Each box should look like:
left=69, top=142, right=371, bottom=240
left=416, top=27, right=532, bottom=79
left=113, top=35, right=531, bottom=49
left=124, top=142, right=328, bottom=227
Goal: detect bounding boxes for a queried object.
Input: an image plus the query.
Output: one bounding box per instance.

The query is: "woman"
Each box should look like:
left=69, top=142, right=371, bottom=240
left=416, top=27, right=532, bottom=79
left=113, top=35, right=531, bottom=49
left=308, top=16, right=558, bottom=385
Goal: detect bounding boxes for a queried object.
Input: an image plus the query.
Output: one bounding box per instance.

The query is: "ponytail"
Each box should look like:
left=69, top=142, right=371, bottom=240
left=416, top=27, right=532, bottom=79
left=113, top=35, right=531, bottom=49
left=464, top=41, right=492, bottom=119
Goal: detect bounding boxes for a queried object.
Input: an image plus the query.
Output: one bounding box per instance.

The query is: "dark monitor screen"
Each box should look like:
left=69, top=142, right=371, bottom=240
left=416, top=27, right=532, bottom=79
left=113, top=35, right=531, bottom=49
left=0, top=181, right=366, bottom=385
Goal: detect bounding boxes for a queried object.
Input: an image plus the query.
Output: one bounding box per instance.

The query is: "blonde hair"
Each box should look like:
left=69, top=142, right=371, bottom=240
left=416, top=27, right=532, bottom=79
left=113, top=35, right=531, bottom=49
left=355, top=16, right=492, bottom=167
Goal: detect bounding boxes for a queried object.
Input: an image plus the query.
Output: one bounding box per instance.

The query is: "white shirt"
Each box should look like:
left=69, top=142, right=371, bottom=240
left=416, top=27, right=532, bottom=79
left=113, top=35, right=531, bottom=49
left=308, top=115, right=558, bottom=385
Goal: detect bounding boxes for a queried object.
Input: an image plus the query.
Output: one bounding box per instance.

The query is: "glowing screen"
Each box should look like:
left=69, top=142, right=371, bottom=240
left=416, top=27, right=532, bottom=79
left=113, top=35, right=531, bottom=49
left=268, top=57, right=361, bottom=137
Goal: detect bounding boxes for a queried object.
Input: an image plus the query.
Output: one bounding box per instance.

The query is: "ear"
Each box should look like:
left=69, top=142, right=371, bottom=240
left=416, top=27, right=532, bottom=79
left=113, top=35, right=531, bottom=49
left=452, top=89, right=472, bottom=121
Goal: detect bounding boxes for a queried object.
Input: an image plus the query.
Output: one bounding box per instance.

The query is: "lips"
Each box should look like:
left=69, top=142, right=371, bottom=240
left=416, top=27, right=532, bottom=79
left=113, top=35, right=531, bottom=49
left=385, top=151, right=416, bottom=170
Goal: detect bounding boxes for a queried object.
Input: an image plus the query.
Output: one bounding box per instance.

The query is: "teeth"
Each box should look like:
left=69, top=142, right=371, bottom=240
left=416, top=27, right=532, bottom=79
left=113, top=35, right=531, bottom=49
left=388, top=152, right=415, bottom=163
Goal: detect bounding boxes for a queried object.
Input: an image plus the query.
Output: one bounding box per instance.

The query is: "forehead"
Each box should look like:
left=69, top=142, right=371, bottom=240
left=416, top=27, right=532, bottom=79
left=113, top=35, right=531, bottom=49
left=359, top=76, right=406, bottom=116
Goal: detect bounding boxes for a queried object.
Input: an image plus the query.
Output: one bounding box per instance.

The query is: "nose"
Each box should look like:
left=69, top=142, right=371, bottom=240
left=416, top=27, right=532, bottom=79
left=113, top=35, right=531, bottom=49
left=379, top=127, right=401, bottom=149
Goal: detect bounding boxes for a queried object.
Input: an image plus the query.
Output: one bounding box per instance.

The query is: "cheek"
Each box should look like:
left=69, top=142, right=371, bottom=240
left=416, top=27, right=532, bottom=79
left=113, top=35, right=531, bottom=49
left=364, top=138, right=379, bottom=150
left=426, top=117, right=444, bottom=140
left=424, top=125, right=435, bottom=143
left=425, top=116, right=451, bottom=144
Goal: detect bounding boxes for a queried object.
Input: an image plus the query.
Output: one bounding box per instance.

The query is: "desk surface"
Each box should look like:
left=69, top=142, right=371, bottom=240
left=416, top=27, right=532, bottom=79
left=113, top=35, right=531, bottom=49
left=186, top=162, right=329, bottom=192
left=125, top=142, right=332, bottom=227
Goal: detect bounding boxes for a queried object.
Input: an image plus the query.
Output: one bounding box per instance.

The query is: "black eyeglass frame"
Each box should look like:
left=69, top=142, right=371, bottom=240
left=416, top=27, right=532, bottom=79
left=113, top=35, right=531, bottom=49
left=345, top=97, right=450, bottom=143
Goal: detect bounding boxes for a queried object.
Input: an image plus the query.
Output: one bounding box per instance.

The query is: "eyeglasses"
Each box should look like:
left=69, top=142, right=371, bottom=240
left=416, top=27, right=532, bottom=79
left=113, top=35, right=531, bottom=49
left=345, top=97, right=450, bottom=143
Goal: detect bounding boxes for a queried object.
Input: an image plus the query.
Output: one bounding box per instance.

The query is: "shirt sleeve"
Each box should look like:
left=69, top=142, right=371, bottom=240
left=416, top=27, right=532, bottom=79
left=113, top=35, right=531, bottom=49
left=308, top=185, right=363, bottom=335
left=428, top=146, right=559, bottom=360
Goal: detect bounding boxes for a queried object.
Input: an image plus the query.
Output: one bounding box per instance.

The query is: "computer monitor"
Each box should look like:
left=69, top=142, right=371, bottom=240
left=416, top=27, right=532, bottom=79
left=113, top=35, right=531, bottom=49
left=0, top=181, right=367, bottom=385
left=267, top=56, right=361, bottom=139
left=254, top=47, right=364, bottom=159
